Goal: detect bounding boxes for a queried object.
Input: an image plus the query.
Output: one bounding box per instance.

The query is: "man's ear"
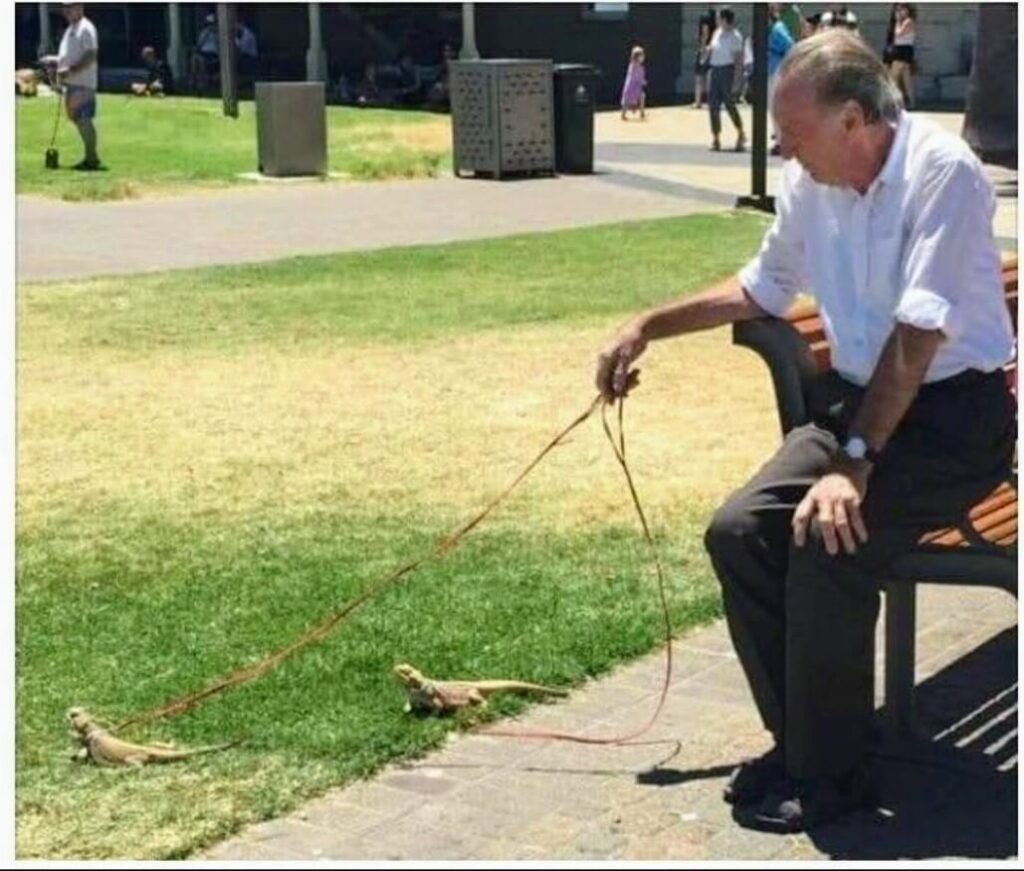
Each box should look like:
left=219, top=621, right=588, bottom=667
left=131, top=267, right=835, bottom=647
left=842, top=100, right=865, bottom=133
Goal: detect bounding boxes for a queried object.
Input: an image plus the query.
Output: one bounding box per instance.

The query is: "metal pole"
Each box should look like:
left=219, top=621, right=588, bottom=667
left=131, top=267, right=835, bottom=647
left=736, top=3, right=774, bottom=212
left=306, top=2, right=328, bottom=81
left=460, top=3, right=480, bottom=59
left=167, top=3, right=184, bottom=83
left=37, top=3, right=50, bottom=58
left=217, top=3, right=238, bottom=118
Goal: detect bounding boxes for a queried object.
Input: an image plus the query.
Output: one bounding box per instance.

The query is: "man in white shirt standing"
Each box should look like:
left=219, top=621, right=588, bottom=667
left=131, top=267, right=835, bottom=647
left=706, top=7, right=747, bottom=152
left=49, top=2, right=101, bottom=170
left=596, top=30, right=1014, bottom=833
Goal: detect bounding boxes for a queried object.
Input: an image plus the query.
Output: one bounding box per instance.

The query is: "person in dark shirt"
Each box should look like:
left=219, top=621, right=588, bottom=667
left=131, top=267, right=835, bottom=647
left=132, top=46, right=173, bottom=96
left=693, top=7, right=717, bottom=108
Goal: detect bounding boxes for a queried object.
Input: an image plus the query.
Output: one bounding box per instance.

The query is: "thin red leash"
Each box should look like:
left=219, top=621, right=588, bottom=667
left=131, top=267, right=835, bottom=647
left=483, top=397, right=676, bottom=746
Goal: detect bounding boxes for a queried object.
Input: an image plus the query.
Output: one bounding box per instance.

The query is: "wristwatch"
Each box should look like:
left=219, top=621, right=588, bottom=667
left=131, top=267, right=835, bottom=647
left=842, top=435, right=881, bottom=465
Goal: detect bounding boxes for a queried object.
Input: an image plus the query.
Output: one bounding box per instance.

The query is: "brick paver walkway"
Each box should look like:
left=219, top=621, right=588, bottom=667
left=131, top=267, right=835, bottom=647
left=204, top=585, right=1016, bottom=861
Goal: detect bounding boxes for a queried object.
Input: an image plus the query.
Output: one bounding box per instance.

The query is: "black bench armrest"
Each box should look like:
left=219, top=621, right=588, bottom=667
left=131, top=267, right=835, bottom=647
left=732, top=317, right=822, bottom=437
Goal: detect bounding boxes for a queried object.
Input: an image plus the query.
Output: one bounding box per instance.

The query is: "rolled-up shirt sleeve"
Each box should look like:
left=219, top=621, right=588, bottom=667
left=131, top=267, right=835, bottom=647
left=737, top=164, right=808, bottom=316
left=894, top=157, right=994, bottom=340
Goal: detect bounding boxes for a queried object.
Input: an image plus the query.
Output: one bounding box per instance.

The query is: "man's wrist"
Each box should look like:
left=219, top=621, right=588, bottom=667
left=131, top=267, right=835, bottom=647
left=840, top=435, right=882, bottom=466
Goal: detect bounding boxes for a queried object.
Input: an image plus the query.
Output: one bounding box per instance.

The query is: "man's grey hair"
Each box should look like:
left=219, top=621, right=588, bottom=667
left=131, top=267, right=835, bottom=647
left=777, top=29, right=902, bottom=123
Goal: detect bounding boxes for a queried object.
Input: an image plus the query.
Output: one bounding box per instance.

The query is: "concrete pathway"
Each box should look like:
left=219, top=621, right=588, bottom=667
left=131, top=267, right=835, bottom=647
left=17, top=108, right=1015, bottom=283
left=203, top=584, right=1016, bottom=861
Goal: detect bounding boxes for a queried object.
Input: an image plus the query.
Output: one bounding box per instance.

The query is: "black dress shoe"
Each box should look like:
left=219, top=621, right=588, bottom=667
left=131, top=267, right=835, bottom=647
left=72, top=158, right=104, bottom=171
left=735, top=768, right=876, bottom=833
left=723, top=745, right=785, bottom=805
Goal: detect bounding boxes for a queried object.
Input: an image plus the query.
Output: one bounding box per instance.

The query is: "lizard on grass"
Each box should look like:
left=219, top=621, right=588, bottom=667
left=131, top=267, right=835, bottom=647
left=393, top=663, right=569, bottom=715
left=66, top=707, right=239, bottom=767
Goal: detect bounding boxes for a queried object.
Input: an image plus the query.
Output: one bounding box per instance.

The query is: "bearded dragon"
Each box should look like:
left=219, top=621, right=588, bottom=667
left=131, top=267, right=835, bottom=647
left=393, top=663, right=568, bottom=715
left=66, top=707, right=239, bottom=767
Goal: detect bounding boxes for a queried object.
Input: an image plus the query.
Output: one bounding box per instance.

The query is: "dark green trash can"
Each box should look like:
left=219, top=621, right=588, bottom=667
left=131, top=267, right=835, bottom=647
left=553, top=64, right=599, bottom=174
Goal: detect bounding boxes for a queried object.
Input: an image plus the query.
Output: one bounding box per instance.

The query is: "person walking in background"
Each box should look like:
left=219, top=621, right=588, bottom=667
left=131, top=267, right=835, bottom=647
left=889, top=4, right=917, bottom=109
left=620, top=45, right=647, bottom=121
left=43, top=2, right=102, bottom=170
left=767, top=3, right=795, bottom=153
left=706, top=7, right=746, bottom=152
left=693, top=7, right=717, bottom=109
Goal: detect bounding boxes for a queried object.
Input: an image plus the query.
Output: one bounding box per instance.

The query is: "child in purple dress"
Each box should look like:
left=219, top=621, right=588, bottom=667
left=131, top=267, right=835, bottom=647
left=620, top=45, right=646, bottom=120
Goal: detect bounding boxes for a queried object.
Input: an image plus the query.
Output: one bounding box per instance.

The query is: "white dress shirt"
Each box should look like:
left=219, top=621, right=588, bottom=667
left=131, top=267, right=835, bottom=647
left=738, top=110, right=1014, bottom=385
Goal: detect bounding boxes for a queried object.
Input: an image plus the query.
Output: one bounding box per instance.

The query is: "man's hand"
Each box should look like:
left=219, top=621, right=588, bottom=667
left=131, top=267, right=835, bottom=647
left=792, top=456, right=872, bottom=556
left=595, top=321, right=647, bottom=401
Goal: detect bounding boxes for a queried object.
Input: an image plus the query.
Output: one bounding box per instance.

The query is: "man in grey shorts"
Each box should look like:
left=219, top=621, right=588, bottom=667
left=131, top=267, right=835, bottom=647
left=46, top=2, right=102, bottom=170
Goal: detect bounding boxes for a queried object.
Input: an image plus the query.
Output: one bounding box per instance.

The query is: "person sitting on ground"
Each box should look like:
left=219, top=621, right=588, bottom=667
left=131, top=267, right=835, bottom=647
left=382, top=54, right=423, bottom=106
left=16, top=67, right=41, bottom=97
left=596, top=28, right=1015, bottom=835
left=354, top=62, right=390, bottom=108
left=131, top=46, right=173, bottom=96
left=426, top=43, right=455, bottom=110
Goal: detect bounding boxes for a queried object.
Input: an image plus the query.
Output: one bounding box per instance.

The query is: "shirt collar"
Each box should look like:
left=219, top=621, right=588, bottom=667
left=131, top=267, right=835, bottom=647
left=872, top=110, right=909, bottom=192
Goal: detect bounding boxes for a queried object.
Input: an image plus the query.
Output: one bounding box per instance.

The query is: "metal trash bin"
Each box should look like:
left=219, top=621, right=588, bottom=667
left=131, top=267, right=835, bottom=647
left=552, top=64, right=599, bottom=174
left=450, top=59, right=555, bottom=178
left=255, top=81, right=327, bottom=176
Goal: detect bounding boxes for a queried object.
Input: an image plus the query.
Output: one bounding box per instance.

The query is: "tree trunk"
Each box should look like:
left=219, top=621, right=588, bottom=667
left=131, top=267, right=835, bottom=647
left=962, top=3, right=1017, bottom=168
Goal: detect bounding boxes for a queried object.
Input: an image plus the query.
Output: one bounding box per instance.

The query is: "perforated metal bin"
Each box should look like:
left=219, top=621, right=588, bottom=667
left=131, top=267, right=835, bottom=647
left=450, top=59, right=555, bottom=178
left=255, top=82, right=327, bottom=177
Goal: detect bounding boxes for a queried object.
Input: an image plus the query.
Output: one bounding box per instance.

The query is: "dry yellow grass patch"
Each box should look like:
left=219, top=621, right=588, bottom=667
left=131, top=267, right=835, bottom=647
left=346, top=117, right=452, bottom=154
left=17, top=323, right=780, bottom=533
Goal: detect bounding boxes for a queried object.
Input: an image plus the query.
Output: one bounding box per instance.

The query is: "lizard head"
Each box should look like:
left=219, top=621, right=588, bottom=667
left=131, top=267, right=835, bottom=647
left=65, top=707, right=94, bottom=734
left=393, top=663, right=425, bottom=688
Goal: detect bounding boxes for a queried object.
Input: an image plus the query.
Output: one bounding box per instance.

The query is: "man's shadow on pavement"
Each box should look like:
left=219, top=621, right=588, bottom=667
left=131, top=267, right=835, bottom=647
left=805, top=626, right=1017, bottom=860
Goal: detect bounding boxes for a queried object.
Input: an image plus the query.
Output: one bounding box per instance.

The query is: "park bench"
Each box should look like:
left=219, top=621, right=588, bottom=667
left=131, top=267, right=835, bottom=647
left=732, top=253, right=1018, bottom=740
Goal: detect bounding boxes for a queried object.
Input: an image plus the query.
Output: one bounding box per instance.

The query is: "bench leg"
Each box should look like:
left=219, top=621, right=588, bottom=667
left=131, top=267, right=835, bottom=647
left=884, top=582, right=917, bottom=738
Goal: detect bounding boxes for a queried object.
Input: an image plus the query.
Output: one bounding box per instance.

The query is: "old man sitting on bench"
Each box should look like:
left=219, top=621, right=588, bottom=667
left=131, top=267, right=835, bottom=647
left=595, top=29, right=1015, bottom=833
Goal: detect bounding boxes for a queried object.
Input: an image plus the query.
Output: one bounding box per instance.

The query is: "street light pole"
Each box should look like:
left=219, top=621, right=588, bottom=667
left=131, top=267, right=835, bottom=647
left=736, top=3, right=774, bottom=212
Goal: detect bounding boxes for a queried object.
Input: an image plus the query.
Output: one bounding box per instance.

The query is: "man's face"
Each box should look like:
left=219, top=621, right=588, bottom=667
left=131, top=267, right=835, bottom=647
left=772, top=78, right=860, bottom=186
left=62, top=4, right=82, bottom=23
left=718, top=15, right=733, bottom=30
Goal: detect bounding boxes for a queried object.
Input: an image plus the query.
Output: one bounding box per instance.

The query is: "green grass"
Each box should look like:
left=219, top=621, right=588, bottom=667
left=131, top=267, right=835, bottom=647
left=21, top=211, right=769, bottom=353
left=16, top=213, right=772, bottom=858
left=16, top=95, right=451, bottom=201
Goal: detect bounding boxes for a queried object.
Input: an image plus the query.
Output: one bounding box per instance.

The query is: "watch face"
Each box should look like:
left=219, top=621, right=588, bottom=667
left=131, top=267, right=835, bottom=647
left=844, top=437, right=867, bottom=459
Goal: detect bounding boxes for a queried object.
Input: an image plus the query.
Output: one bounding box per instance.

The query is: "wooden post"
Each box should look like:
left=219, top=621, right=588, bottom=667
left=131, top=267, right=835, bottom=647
left=217, top=3, right=238, bottom=118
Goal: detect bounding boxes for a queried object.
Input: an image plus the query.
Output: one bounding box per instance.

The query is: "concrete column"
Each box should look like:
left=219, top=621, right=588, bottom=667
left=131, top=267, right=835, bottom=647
left=37, top=3, right=50, bottom=57
left=306, top=2, right=328, bottom=82
left=460, top=3, right=480, bottom=59
left=167, top=3, right=185, bottom=83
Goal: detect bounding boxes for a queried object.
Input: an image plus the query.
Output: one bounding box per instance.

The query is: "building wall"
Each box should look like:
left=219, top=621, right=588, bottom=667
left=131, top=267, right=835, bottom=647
left=475, top=3, right=684, bottom=107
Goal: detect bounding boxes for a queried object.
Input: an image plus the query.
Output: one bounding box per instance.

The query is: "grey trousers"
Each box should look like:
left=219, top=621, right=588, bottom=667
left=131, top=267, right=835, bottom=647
left=708, top=65, right=743, bottom=137
left=704, top=369, right=1015, bottom=779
